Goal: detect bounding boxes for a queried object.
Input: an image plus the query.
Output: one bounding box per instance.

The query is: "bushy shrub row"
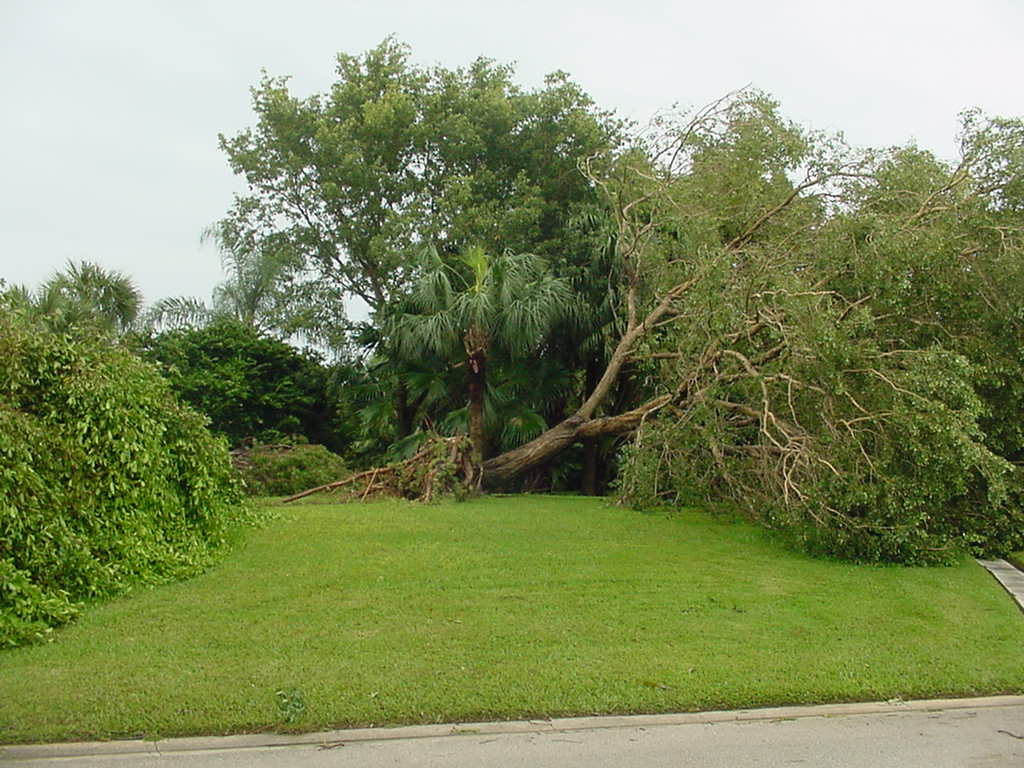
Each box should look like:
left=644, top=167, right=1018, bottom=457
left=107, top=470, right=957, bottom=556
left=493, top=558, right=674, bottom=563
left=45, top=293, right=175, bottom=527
left=0, top=312, right=251, bottom=647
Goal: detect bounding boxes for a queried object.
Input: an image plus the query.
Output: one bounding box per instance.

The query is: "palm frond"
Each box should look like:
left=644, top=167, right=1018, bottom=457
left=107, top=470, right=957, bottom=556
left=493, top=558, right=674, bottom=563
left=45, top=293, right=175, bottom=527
left=439, top=406, right=469, bottom=436
left=454, top=289, right=495, bottom=337
left=498, top=406, right=548, bottom=451
left=411, top=259, right=456, bottom=313
left=39, top=260, right=142, bottom=334
left=145, top=296, right=214, bottom=332
left=459, top=244, right=490, bottom=290
left=405, top=366, right=453, bottom=408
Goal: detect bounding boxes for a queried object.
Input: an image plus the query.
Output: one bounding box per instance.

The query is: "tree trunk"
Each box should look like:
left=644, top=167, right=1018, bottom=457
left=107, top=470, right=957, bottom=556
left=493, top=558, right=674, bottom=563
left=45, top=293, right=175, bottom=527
left=395, top=381, right=413, bottom=439
left=467, top=349, right=487, bottom=464
left=481, top=416, right=584, bottom=486
left=580, top=357, right=605, bottom=495
left=482, top=394, right=672, bottom=487
left=481, top=275, right=699, bottom=488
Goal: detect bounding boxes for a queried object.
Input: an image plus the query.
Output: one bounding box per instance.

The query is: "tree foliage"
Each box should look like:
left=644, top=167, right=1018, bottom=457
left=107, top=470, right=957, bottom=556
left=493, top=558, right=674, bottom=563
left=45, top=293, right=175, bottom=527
left=600, top=95, right=1024, bottom=563
left=0, top=310, right=249, bottom=647
left=140, top=320, right=352, bottom=452
left=4, top=261, right=142, bottom=337
left=146, top=225, right=349, bottom=354
left=218, top=37, right=619, bottom=314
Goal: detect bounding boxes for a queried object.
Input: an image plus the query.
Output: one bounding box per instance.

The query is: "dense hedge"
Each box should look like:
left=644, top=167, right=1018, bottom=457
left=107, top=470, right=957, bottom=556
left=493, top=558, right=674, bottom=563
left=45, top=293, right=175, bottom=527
left=140, top=321, right=345, bottom=451
left=0, top=313, right=250, bottom=648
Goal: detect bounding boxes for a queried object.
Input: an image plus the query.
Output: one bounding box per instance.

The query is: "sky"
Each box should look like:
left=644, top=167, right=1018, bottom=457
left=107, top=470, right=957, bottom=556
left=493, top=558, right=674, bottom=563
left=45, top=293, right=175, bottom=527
left=2, top=0, right=1022, bottom=308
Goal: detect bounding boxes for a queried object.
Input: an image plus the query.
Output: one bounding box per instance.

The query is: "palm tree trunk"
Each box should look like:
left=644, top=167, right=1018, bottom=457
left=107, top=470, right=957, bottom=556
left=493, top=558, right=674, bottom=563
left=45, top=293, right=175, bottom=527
left=395, top=381, right=413, bottom=440
left=467, top=349, right=487, bottom=464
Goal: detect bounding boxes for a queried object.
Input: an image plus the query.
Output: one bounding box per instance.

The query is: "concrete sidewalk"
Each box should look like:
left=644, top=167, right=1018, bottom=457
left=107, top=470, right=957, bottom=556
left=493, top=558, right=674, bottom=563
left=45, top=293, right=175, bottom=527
left=978, top=558, right=1024, bottom=612
left=3, top=696, right=1024, bottom=767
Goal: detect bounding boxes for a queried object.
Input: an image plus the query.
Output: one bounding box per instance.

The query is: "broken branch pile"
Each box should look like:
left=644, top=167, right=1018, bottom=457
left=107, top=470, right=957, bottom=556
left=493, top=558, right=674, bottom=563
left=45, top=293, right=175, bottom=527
left=281, top=434, right=480, bottom=504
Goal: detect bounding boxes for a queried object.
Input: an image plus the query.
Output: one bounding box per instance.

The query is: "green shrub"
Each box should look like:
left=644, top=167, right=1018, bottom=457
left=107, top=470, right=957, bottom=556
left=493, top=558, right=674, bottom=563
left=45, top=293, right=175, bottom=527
left=234, top=443, right=349, bottom=496
left=0, top=312, right=251, bottom=648
left=0, top=559, right=79, bottom=648
left=140, top=321, right=349, bottom=452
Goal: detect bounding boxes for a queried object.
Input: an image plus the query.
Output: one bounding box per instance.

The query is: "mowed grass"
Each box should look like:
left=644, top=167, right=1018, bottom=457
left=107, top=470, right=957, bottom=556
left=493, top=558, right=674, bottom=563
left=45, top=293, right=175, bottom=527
left=1, top=496, right=1023, bottom=744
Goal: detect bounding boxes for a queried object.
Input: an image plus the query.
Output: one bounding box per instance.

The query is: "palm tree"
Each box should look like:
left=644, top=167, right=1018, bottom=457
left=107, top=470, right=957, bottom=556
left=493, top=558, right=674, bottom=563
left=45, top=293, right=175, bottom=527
left=391, top=245, right=573, bottom=465
left=145, top=295, right=215, bottom=330
left=146, top=228, right=348, bottom=354
left=30, top=261, right=142, bottom=335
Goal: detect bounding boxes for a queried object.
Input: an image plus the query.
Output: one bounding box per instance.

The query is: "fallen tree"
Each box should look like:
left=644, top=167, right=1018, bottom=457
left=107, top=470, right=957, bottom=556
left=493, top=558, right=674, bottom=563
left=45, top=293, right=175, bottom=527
left=483, top=92, right=847, bottom=486
left=486, top=94, right=1024, bottom=562
left=285, top=92, right=1024, bottom=563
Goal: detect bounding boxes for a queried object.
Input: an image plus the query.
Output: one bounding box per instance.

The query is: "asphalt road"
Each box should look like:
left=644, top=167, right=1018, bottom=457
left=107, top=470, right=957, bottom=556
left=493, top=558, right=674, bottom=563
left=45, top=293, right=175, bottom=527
left=4, top=698, right=1023, bottom=768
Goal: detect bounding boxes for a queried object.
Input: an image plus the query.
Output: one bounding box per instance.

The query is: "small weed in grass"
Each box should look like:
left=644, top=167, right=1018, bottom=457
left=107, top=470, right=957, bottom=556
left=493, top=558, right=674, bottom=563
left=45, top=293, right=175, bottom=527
left=275, top=688, right=307, bottom=724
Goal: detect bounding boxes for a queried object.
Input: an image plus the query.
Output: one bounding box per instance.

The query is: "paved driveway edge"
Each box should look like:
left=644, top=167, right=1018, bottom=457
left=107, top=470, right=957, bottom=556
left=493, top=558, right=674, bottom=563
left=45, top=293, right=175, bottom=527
left=4, top=694, right=1024, bottom=761
left=978, top=558, right=1024, bottom=612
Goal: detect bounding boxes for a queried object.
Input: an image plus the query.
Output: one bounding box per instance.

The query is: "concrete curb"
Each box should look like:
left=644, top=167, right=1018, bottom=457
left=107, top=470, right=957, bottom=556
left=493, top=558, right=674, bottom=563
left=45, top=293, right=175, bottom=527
left=977, top=558, right=1024, bottom=612
left=3, top=695, right=1023, bottom=761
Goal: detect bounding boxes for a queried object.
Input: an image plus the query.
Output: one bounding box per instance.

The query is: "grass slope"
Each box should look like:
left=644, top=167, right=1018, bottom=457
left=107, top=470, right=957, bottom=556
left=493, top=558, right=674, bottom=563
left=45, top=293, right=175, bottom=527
left=1, top=496, right=1022, bottom=743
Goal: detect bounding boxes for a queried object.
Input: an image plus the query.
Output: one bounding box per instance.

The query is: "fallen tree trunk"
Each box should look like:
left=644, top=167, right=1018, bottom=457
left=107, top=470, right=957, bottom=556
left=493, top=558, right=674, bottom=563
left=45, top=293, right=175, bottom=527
left=481, top=394, right=674, bottom=486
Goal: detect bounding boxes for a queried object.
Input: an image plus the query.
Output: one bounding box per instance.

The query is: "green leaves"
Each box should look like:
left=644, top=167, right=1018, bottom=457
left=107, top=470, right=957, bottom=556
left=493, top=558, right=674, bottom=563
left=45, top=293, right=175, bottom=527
left=0, top=312, right=250, bottom=647
left=217, top=38, right=619, bottom=316
left=398, top=247, right=573, bottom=358
left=236, top=443, right=349, bottom=497
left=612, top=95, right=1024, bottom=564
left=5, top=261, right=143, bottom=338
left=141, top=320, right=346, bottom=452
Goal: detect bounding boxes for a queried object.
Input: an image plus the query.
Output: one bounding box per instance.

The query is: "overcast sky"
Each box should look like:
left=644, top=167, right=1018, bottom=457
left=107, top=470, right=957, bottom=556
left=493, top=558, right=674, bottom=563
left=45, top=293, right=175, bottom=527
left=2, top=0, right=1022, bottom=308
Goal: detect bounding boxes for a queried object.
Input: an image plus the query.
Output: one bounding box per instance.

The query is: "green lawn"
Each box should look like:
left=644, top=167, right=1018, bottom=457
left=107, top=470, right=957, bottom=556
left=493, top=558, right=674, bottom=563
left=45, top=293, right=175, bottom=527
left=2, top=495, right=1022, bottom=744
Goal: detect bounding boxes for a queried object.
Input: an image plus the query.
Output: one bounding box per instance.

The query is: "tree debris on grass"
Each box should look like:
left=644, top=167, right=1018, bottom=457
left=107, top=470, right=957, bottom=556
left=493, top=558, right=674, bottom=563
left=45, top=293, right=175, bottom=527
left=281, top=434, right=480, bottom=504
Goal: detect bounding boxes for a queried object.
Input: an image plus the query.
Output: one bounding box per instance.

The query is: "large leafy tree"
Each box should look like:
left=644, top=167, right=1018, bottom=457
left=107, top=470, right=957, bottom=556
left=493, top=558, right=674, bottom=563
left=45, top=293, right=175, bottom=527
left=216, top=39, right=621, bottom=442
left=218, top=39, right=618, bottom=313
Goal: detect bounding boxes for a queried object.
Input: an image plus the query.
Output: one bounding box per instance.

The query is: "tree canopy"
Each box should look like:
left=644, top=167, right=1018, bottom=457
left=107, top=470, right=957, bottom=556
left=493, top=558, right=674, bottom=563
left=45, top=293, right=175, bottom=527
left=217, top=36, right=620, bottom=316
left=551, top=93, right=1024, bottom=563
left=140, top=319, right=352, bottom=453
